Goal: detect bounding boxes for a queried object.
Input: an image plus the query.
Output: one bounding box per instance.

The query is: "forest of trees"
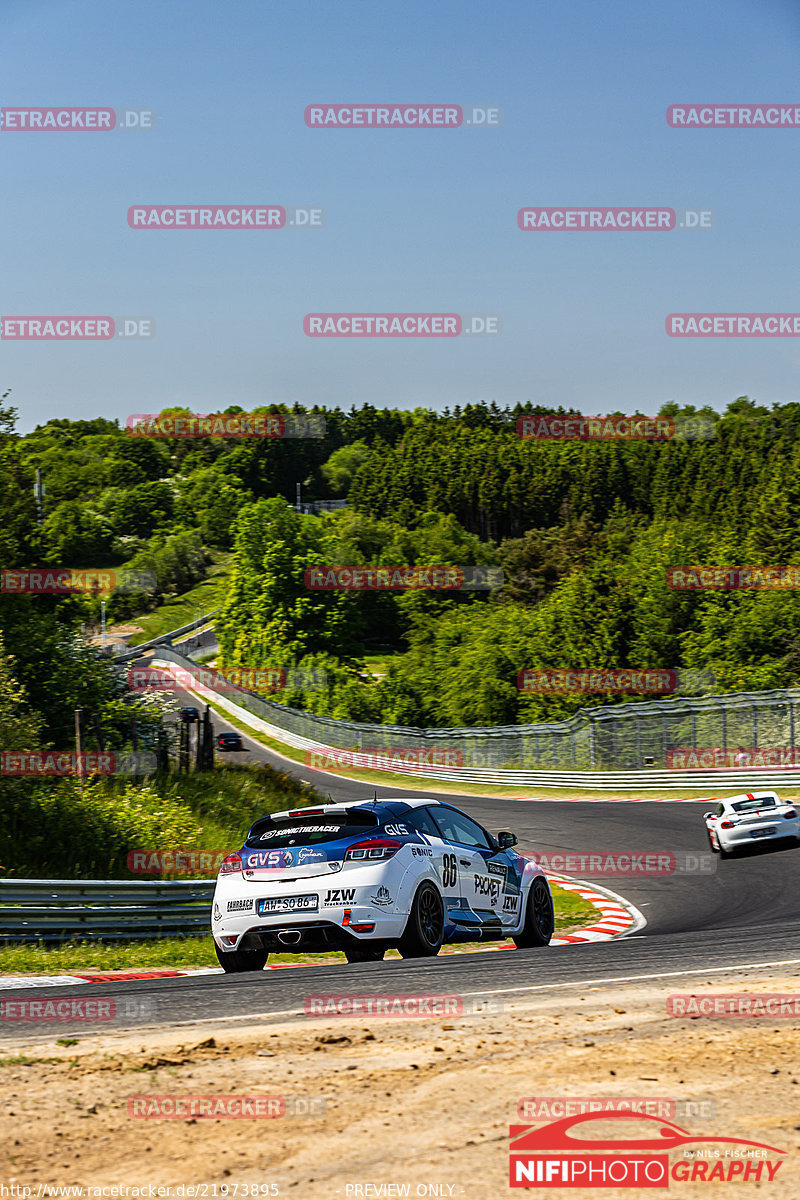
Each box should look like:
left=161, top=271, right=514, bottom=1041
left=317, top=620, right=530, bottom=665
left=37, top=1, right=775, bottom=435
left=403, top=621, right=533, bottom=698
left=2, top=393, right=800, bottom=734
left=214, top=395, right=800, bottom=725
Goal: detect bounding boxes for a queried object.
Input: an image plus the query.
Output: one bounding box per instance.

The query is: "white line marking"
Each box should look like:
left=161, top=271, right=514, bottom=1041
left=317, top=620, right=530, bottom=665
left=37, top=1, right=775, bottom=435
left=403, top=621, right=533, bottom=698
left=103, top=957, right=800, bottom=1035
left=0, top=975, right=86, bottom=989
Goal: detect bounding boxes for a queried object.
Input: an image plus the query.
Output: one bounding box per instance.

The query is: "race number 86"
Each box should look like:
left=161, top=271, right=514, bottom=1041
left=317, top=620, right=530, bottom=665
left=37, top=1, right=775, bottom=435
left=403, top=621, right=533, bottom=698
left=441, top=853, right=458, bottom=887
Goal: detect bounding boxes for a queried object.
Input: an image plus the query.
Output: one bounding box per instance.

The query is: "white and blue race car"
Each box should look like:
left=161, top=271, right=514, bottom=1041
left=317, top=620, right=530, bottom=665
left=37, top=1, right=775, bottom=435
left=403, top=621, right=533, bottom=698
left=212, top=797, right=554, bottom=971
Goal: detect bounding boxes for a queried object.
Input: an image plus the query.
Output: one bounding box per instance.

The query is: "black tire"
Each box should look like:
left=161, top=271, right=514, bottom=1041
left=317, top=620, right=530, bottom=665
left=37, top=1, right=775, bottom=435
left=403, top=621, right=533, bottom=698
left=344, top=944, right=387, bottom=964
left=398, top=882, right=444, bottom=958
left=214, top=939, right=268, bottom=973
left=514, top=877, right=554, bottom=948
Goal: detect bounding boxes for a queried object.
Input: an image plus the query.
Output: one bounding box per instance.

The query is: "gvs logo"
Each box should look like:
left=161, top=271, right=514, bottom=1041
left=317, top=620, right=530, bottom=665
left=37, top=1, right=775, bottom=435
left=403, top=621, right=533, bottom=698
left=245, top=850, right=293, bottom=868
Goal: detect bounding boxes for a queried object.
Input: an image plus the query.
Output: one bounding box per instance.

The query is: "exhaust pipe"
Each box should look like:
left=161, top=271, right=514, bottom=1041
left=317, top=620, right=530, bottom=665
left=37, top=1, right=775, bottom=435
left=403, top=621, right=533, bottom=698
left=277, top=930, right=302, bottom=946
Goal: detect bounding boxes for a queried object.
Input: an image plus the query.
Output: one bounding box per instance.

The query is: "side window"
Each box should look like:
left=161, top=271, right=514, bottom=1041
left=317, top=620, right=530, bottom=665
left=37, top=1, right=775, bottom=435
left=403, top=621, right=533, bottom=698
left=716, top=805, right=725, bottom=818
left=430, top=806, right=492, bottom=850
left=406, top=807, right=444, bottom=839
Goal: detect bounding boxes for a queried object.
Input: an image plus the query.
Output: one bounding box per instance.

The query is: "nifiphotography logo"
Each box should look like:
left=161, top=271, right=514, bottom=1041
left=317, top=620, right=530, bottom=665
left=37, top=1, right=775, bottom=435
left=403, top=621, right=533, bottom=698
left=508, top=1111, right=785, bottom=1187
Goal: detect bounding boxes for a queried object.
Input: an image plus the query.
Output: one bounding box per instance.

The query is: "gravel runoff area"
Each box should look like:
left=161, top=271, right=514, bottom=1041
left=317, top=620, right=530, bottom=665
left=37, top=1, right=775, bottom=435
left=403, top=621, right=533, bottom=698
left=1, top=966, right=799, bottom=1197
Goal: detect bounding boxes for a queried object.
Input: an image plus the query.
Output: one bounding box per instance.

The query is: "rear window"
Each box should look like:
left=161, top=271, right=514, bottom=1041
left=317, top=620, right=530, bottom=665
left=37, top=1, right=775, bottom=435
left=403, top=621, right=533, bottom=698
left=732, top=796, right=777, bottom=813
left=244, top=810, right=379, bottom=849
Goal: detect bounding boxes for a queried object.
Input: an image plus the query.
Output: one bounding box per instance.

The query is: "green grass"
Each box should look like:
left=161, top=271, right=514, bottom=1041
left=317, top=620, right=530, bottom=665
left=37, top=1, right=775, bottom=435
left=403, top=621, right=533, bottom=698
left=0, top=884, right=600, bottom=975
left=362, top=654, right=399, bottom=677
left=126, top=555, right=230, bottom=646
left=0, top=763, right=320, bottom=881
left=0, top=936, right=218, bottom=974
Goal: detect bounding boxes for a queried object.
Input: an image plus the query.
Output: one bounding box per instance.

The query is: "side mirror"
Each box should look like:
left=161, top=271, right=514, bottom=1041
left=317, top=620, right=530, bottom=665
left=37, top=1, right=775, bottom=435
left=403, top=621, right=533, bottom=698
left=497, top=831, right=518, bottom=849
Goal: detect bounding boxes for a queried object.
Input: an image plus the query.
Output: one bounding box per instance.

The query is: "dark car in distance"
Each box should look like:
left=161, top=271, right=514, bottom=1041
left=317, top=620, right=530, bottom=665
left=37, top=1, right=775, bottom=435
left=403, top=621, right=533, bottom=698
left=217, top=731, right=245, bottom=752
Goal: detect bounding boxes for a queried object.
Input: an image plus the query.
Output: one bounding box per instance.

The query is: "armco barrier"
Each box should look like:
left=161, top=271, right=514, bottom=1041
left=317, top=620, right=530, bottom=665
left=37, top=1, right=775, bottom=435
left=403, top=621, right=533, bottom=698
left=113, top=609, right=220, bottom=663
left=150, top=648, right=800, bottom=790
left=0, top=879, right=214, bottom=943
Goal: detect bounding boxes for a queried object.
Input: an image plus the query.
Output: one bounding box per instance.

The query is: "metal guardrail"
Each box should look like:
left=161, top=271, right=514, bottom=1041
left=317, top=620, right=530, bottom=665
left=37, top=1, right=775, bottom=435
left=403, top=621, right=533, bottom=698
left=112, top=610, right=221, bottom=663
left=0, top=879, right=214, bottom=943
left=151, top=647, right=800, bottom=789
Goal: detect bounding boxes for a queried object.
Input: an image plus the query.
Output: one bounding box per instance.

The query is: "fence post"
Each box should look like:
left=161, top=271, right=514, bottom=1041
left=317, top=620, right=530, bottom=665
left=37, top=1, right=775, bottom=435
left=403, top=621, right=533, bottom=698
left=74, top=708, right=86, bottom=786
left=662, top=712, right=668, bottom=764
left=791, top=700, right=796, bottom=760
left=178, top=719, right=190, bottom=773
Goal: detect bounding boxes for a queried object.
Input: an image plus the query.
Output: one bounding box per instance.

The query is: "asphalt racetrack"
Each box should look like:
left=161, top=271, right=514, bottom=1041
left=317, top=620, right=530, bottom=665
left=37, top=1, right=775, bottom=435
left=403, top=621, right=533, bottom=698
left=4, top=663, right=799, bottom=1040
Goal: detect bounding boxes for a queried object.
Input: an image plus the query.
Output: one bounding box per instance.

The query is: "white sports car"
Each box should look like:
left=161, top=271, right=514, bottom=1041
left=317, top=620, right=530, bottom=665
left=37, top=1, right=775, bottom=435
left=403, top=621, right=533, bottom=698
left=212, top=797, right=554, bottom=971
left=704, top=791, right=800, bottom=857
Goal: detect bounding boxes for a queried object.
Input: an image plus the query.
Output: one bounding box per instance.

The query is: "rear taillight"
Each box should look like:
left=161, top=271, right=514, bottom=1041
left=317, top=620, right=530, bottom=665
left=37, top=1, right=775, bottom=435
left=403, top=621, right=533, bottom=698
left=219, top=853, right=243, bottom=875
left=344, top=838, right=402, bottom=862
left=784, top=809, right=797, bottom=819
left=720, top=821, right=735, bottom=829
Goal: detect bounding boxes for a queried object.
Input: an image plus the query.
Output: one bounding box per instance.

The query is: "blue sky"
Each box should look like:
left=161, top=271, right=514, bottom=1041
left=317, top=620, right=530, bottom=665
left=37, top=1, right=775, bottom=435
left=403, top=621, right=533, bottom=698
left=2, top=0, right=799, bottom=431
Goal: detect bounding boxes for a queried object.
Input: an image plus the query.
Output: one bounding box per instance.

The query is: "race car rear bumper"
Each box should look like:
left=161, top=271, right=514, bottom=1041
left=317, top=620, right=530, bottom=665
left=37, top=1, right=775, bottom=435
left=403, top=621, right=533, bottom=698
left=718, top=821, right=800, bottom=849
left=215, top=919, right=397, bottom=953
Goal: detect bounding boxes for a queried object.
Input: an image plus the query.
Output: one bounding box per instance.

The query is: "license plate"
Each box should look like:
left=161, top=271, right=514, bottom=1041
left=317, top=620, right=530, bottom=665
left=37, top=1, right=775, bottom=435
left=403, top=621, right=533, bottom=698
left=258, top=894, right=318, bottom=915
left=750, top=827, right=775, bottom=838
